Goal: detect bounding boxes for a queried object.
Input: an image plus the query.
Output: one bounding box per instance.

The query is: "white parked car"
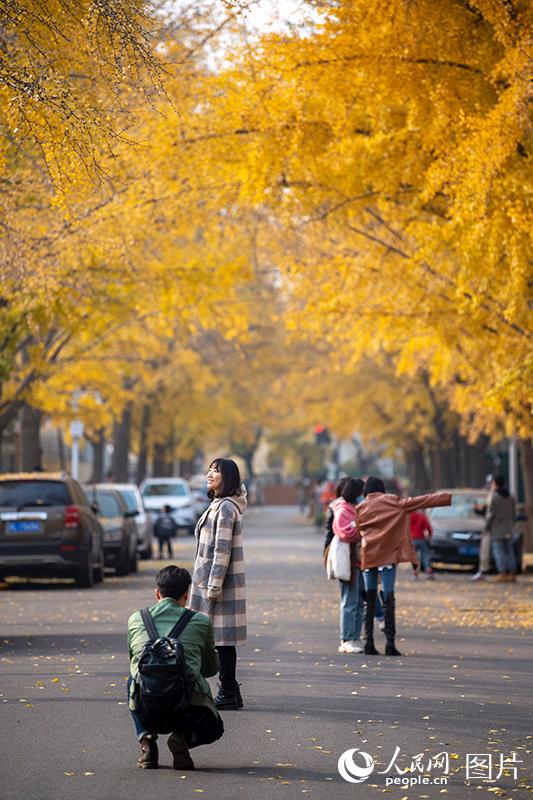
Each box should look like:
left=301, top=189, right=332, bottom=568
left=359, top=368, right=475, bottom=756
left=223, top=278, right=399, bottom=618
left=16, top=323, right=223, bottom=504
left=140, top=477, right=196, bottom=536
left=107, top=483, right=154, bottom=559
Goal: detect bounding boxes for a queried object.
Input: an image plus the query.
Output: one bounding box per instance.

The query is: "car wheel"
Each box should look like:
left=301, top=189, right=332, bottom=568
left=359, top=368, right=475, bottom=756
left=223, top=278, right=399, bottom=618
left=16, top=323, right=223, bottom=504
left=92, top=548, right=105, bottom=583
left=116, top=542, right=130, bottom=576
left=75, top=551, right=94, bottom=588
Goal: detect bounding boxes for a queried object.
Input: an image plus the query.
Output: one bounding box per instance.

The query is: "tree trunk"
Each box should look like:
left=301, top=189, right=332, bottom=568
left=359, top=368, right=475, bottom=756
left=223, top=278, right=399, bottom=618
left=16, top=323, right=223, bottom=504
left=111, top=404, right=132, bottom=482
left=89, top=429, right=105, bottom=483
left=135, top=404, right=151, bottom=485
left=406, top=444, right=430, bottom=493
left=519, top=438, right=533, bottom=553
left=152, top=441, right=171, bottom=477
left=19, top=403, right=42, bottom=471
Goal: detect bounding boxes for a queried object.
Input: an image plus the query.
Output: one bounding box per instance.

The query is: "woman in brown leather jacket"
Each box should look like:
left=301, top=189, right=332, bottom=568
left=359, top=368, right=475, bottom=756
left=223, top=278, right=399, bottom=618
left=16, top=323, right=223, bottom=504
left=356, top=477, right=452, bottom=656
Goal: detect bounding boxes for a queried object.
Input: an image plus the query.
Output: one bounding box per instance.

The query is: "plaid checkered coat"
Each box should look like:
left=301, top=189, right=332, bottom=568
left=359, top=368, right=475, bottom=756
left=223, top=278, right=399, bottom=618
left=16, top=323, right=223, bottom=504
left=188, top=487, right=247, bottom=646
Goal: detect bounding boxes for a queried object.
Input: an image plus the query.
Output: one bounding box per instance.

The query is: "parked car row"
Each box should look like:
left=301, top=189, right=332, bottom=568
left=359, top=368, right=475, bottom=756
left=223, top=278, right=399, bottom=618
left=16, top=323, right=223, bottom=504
left=0, top=471, right=212, bottom=589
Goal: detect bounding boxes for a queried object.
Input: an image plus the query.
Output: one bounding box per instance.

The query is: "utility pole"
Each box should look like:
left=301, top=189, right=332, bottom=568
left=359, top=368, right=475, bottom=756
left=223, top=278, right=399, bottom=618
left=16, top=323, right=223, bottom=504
left=509, top=435, right=518, bottom=498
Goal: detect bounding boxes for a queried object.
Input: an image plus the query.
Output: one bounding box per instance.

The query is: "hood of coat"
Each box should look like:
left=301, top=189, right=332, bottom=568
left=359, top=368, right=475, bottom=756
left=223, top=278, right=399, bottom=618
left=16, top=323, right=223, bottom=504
left=209, top=484, right=248, bottom=515
left=329, top=496, right=343, bottom=511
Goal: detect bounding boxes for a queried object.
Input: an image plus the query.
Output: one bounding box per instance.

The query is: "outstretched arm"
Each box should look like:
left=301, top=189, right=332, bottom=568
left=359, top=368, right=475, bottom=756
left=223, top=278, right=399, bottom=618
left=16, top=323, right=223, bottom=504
left=399, top=492, right=452, bottom=512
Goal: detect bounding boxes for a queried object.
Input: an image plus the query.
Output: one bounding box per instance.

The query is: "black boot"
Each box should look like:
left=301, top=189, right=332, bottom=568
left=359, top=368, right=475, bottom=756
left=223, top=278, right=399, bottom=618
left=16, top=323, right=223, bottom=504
left=381, top=590, right=402, bottom=656
left=215, top=681, right=243, bottom=710
left=363, top=588, right=380, bottom=655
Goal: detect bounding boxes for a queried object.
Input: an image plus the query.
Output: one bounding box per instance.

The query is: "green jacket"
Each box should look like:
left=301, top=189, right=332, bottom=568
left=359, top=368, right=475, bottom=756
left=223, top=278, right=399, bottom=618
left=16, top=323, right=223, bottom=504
left=127, top=597, right=219, bottom=715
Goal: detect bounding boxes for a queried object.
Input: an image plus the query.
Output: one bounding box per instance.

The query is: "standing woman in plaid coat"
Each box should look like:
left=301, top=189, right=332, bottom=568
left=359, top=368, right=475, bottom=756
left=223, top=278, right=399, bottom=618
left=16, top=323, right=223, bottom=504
left=189, top=458, right=247, bottom=710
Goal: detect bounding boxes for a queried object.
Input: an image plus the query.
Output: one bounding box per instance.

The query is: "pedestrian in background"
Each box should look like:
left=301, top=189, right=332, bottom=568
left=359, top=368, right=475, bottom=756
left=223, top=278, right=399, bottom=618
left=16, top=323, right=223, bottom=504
left=486, top=475, right=517, bottom=582
left=357, top=477, right=452, bottom=656
left=409, top=510, right=434, bottom=579
left=154, top=504, right=178, bottom=559
left=323, top=477, right=349, bottom=558
left=189, top=458, right=247, bottom=710
left=332, top=478, right=365, bottom=654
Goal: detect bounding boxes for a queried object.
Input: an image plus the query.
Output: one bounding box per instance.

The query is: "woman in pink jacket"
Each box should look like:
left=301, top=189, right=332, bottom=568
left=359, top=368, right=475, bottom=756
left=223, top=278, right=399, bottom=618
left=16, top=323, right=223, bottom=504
left=332, top=478, right=365, bottom=654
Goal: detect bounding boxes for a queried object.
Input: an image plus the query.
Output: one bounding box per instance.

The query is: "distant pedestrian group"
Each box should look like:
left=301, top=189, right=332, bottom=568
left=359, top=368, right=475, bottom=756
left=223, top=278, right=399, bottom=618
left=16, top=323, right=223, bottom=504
left=325, top=476, right=451, bottom=656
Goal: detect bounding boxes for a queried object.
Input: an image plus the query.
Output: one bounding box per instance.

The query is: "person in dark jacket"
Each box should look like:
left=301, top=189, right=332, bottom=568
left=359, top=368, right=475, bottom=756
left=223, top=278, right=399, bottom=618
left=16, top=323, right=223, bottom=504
left=486, top=475, right=517, bottom=582
left=154, top=505, right=178, bottom=559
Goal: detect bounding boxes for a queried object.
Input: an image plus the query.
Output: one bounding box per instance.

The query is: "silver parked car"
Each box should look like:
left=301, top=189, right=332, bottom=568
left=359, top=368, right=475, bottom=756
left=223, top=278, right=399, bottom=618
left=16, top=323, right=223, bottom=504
left=105, top=483, right=154, bottom=559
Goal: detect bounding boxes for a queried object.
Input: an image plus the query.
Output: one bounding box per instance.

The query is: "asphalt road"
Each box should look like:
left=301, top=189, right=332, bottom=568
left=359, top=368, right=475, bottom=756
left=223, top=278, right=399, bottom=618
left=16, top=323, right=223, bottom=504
left=1, top=506, right=531, bottom=800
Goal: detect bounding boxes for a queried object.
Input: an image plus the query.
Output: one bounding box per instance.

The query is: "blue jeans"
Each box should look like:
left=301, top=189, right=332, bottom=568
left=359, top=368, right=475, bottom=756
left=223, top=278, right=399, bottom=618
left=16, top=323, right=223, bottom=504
left=491, top=539, right=516, bottom=574
left=414, top=539, right=432, bottom=572
left=363, top=565, right=396, bottom=600
left=339, top=569, right=363, bottom=641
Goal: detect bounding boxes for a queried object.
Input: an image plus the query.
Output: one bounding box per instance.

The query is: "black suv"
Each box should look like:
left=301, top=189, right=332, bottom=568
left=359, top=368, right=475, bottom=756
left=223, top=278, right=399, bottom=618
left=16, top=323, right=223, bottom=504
left=0, top=473, right=105, bottom=588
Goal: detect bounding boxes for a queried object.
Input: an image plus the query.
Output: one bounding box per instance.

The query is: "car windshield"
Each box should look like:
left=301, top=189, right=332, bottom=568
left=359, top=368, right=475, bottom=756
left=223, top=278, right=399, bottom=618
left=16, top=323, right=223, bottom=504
left=117, top=489, right=138, bottom=512
left=96, top=492, right=122, bottom=518
left=0, top=480, right=70, bottom=507
left=142, top=483, right=187, bottom=497
left=429, top=494, right=486, bottom=519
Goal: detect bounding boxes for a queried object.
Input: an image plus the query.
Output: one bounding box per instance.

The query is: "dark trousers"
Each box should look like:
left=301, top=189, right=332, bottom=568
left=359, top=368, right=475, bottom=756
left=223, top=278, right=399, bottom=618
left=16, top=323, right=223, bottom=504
left=128, top=679, right=223, bottom=746
left=156, top=537, right=173, bottom=558
left=217, top=645, right=237, bottom=686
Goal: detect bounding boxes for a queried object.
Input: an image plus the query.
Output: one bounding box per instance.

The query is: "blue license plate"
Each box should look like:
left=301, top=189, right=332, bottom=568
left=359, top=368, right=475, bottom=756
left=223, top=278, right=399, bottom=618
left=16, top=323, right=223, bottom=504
left=458, top=544, right=478, bottom=556
left=6, top=521, right=43, bottom=534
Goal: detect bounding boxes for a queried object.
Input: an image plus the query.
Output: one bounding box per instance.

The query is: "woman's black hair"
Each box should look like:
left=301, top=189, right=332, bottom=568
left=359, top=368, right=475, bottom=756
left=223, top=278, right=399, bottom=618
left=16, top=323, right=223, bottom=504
left=493, top=474, right=510, bottom=498
left=364, top=476, right=386, bottom=496
left=341, top=478, right=364, bottom=504
left=208, top=458, right=242, bottom=499
left=335, top=477, right=349, bottom=498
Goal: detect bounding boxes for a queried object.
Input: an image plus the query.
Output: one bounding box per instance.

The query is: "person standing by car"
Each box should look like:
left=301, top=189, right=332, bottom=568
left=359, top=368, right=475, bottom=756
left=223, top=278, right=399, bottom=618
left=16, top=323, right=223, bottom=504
left=189, top=459, right=247, bottom=711
left=409, top=510, right=434, bottom=579
left=357, top=477, right=452, bottom=656
left=154, top=505, right=178, bottom=559
left=332, top=478, right=365, bottom=654
left=486, top=475, right=517, bottom=582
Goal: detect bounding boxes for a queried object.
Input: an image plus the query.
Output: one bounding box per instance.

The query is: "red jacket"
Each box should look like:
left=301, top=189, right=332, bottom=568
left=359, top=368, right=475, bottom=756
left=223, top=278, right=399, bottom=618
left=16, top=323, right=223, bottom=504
left=410, top=511, right=433, bottom=541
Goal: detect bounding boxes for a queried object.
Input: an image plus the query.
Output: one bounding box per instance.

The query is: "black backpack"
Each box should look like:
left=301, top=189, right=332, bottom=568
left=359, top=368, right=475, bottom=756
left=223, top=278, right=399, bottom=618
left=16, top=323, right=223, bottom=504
left=134, top=607, right=195, bottom=732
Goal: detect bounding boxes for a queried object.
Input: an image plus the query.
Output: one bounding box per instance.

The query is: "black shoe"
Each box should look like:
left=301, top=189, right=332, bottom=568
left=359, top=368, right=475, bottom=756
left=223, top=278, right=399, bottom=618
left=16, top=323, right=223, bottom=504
left=385, top=641, right=402, bottom=656
left=215, top=682, right=243, bottom=710
left=137, top=735, right=158, bottom=769
left=364, top=639, right=380, bottom=655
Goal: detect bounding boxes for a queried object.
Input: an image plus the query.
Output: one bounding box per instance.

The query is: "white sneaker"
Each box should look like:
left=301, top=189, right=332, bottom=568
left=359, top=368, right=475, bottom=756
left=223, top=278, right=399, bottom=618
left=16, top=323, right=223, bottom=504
left=378, top=619, right=385, bottom=632
left=338, top=640, right=364, bottom=654
left=470, top=572, right=485, bottom=581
